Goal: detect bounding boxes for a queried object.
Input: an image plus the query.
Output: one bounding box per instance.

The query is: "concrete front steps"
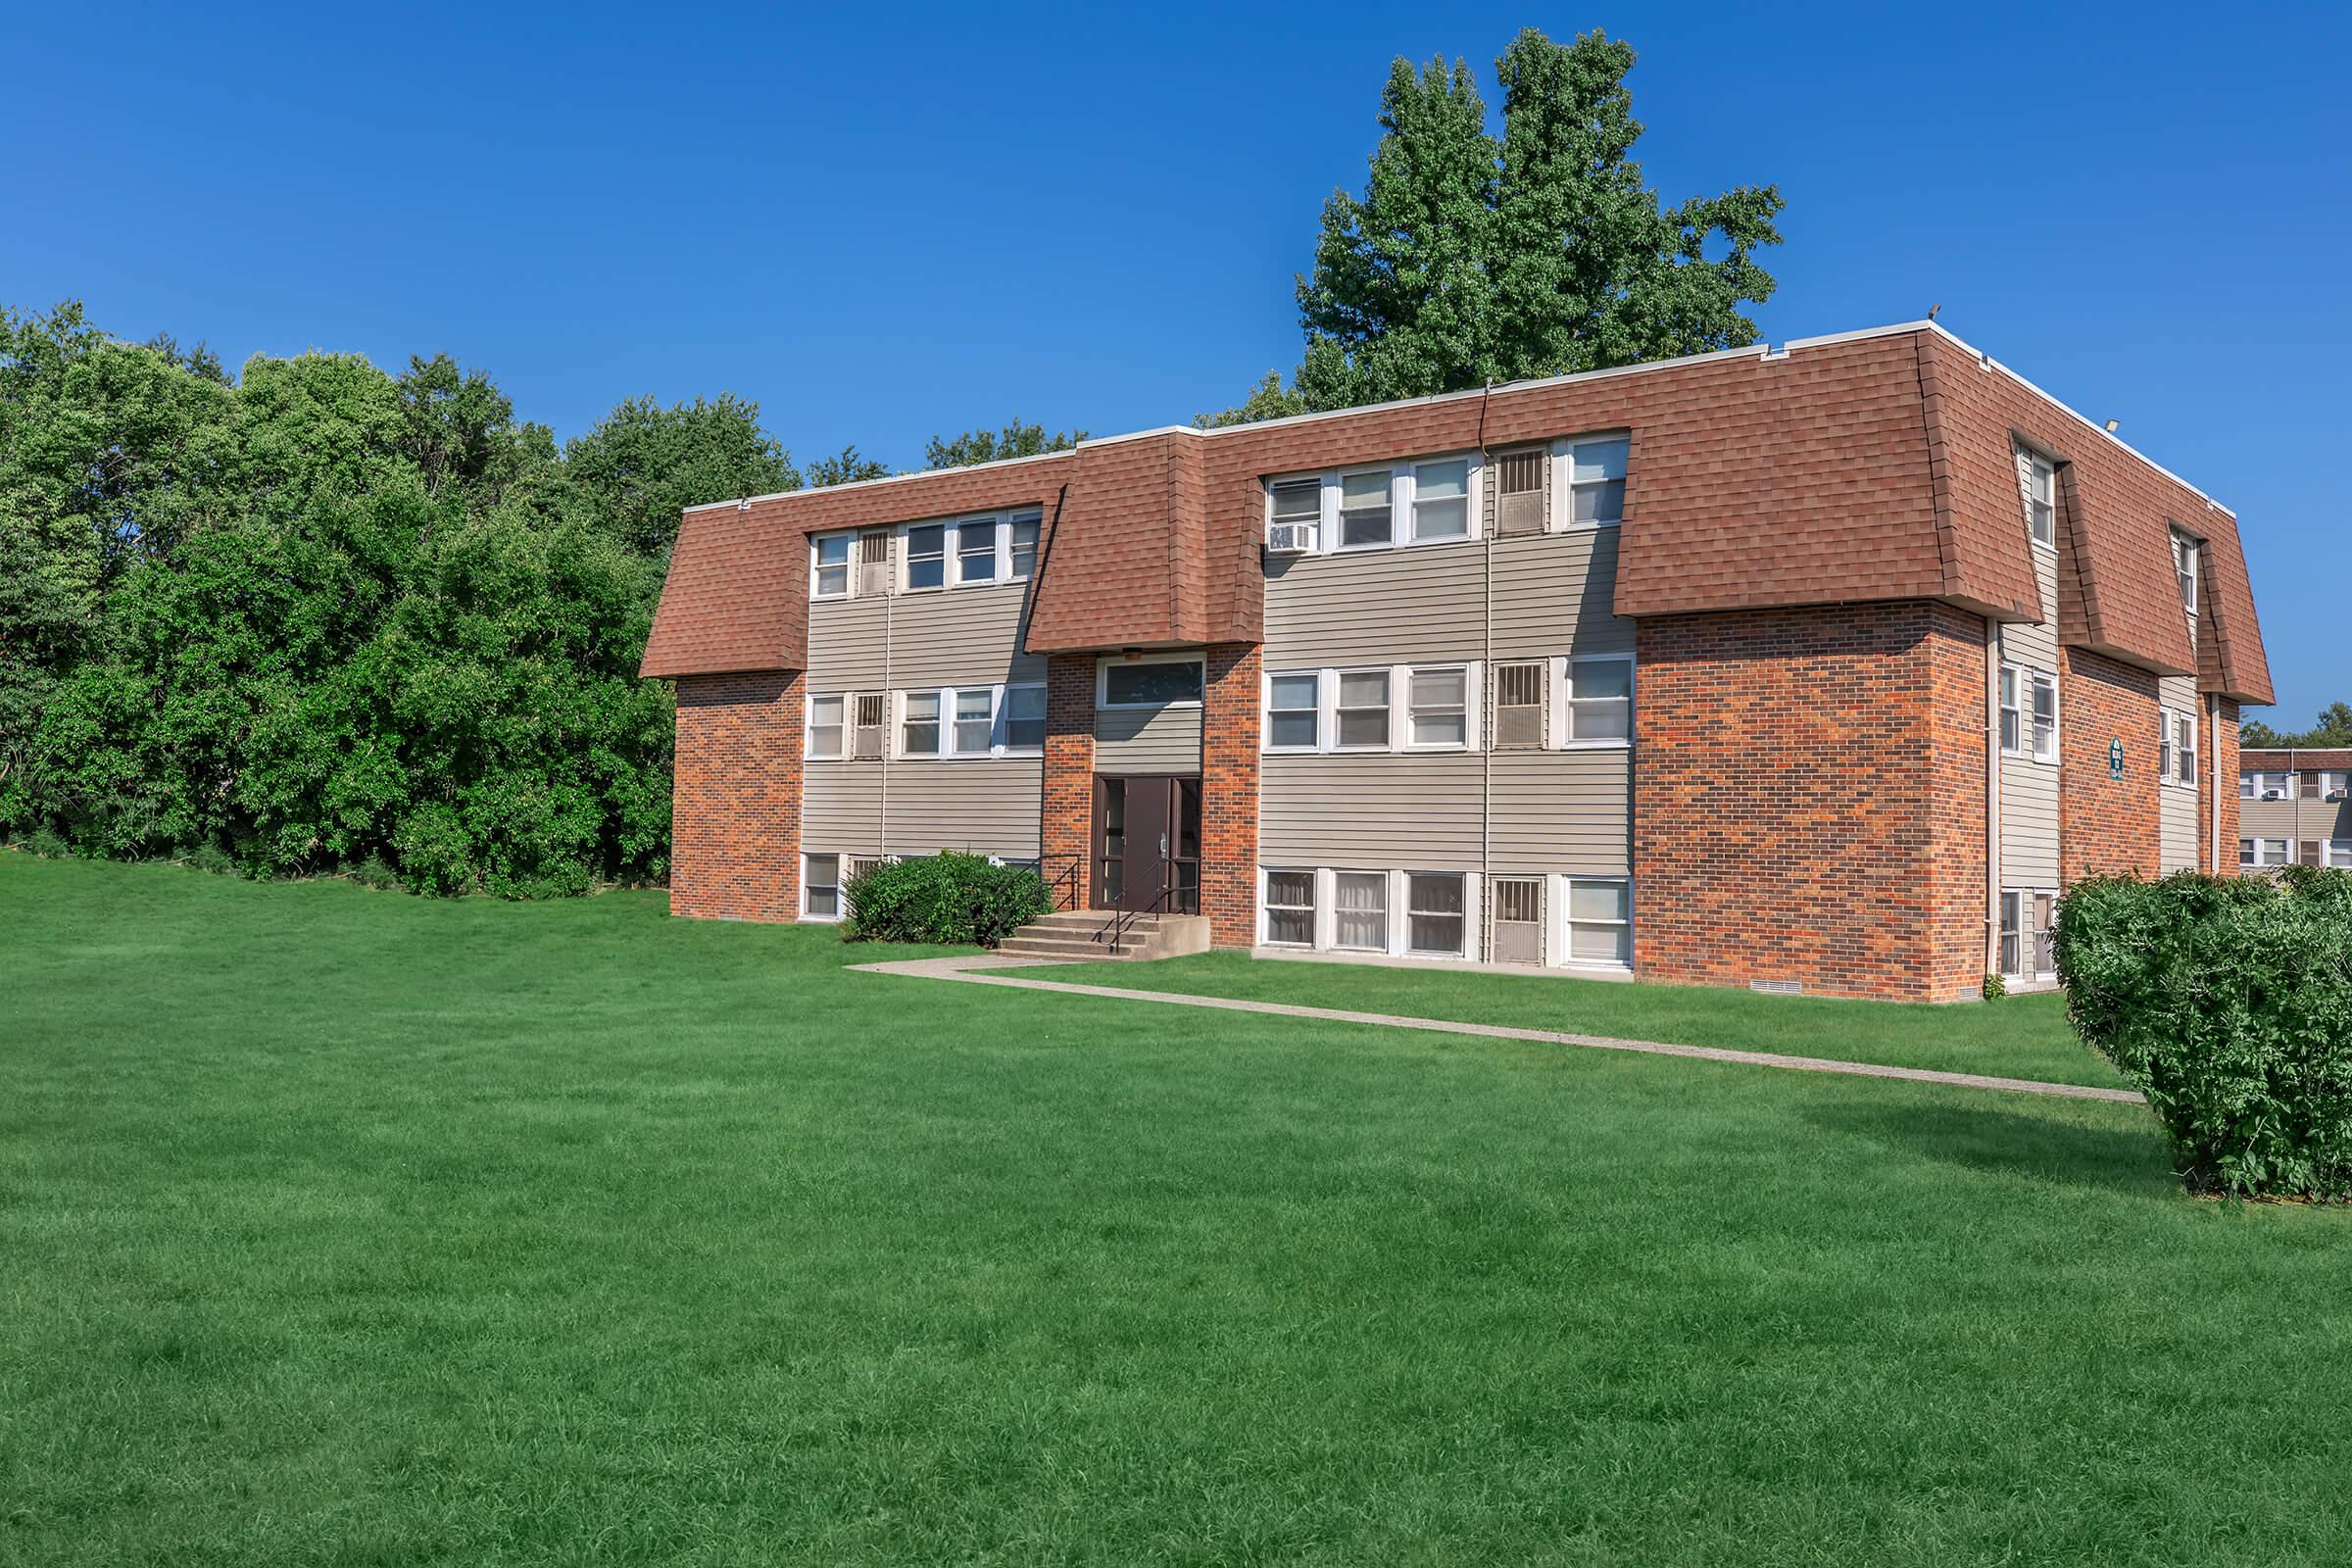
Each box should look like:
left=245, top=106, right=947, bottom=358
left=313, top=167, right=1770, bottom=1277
left=993, top=908, right=1213, bottom=962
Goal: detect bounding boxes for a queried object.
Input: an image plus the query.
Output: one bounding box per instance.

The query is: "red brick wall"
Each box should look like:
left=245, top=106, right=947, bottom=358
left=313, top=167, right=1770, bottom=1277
left=1200, top=642, right=1261, bottom=947
left=1633, top=601, right=1987, bottom=1003
left=2059, top=649, right=2163, bottom=882
left=1042, top=653, right=1097, bottom=906
left=670, top=672, right=802, bottom=921
left=2211, top=699, right=2241, bottom=873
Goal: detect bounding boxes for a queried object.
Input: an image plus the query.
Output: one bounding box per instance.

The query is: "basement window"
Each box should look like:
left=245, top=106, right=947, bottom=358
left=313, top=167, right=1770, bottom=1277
left=1263, top=869, right=1316, bottom=947
left=1334, top=871, right=1390, bottom=951
left=1406, top=872, right=1467, bottom=957
left=804, top=856, right=842, bottom=920
left=1566, top=878, right=1632, bottom=968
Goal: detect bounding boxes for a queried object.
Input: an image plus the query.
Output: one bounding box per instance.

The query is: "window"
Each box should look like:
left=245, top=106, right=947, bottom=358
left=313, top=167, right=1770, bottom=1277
left=901, top=691, right=941, bottom=755
left=808, top=694, right=846, bottom=759
left=953, top=688, right=995, bottom=754
left=1407, top=667, right=1468, bottom=748
left=1338, top=469, right=1393, bottom=549
left=2027, top=669, right=2057, bottom=763
left=2240, top=838, right=2289, bottom=868
left=1406, top=873, right=1466, bottom=956
left=1009, top=514, right=1040, bottom=580
left=956, top=518, right=1000, bottom=585
left=1410, top=459, right=1470, bottom=542
left=1492, top=449, right=1546, bottom=536
left=857, top=530, right=893, bottom=596
left=1264, top=870, right=1316, bottom=947
left=2320, top=771, right=2351, bottom=803
left=1494, top=662, right=1545, bottom=749
left=1334, top=670, right=1391, bottom=749
left=1566, top=436, right=1629, bottom=528
left=2242, top=771, right=2293, bottom=801
left=1998, top=891, right=2021, bottom=977
left=2169, top=710, right=2195, bottom=787
left=2174, top=531, right=2199, bottom=616
left=1267, top=477, right=1321, bottom=551
left=905, top=523, right=947, bottom=590
left=999, top=684, right=1046, bottom=752
left=1487, top=876, right=1544, bottom=963
left=2023, top=452, right=2056, bottom=548
left=1101, top=659, right=1203, bottom=708
left=1566, top=657, right=1632, bottom=743
left=1999, top=665, right=2021, bottom=754
left=2034, top=892, right=2056, bottom=976
left=805, top=855, right=841, bottom=920
left=1566, top=878, right=1631, bottom=967
left=852, top=693, right=887, bottom=759
left=812, top=534, right=851, bottom=599
left=2329, top=841, right=2352, bottom=869
left=1266, top=672, right=1320, bottom=750
left=1334, top=871, right=1389, bottom=951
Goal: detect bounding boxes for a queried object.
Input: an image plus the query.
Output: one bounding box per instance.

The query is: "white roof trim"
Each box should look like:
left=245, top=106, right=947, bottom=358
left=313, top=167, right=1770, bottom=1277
left=682, top=319, right=2234, bottom=520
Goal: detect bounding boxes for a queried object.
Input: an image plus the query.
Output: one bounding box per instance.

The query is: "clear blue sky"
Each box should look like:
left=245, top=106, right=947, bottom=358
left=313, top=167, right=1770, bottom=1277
left=7, top=1, right=2345, bottom=722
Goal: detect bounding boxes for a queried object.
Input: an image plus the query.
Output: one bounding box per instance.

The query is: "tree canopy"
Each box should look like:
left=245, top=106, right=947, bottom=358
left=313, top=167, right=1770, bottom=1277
left=925, top=418, right=1087, bottom=469
left=2241, top=703, right=2352, bottom=749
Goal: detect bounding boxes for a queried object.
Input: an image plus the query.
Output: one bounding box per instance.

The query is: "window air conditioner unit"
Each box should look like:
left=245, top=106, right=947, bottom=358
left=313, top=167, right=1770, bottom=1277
left=1265, top=522, right=1315, bottom=555
left=2262, top=789, right=2286, bottom=801
left=2328, top=790, right=2349, bottom=803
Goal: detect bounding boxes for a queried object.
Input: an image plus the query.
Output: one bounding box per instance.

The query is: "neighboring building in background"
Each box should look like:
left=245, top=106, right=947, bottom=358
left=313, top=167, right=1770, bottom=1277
left=2237, top=750, right=2352, bottom=871
left=641, top=321, right=2275, bottom=1002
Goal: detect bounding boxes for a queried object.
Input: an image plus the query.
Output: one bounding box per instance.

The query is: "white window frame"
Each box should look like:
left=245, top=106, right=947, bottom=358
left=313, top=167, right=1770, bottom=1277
left=1259, top=866, right=1319, bottom=948
left=2239, top=838, right=2289, bottom=868
left=1555, top=433, right=1630, bottom=531
left=1262, top=669, right=1324, bottom=754
left=1558, top=654, right=1636, bottom=749
left=2023, top=450, right=2058, bottom=552
left=810, top=532, right=854, bottom=601
left=2328, top=840, right=2352, bottom=869
left=2173, top=530, right=2199, bottom=617
left=1096, top=652, right=1205, bottom=710
left=995, top=682, right=1047, bottom=755
left=899, top=521, right=949, bottom=593
left=1559, top=876, right=1634, bottom=971
left=1328, top=666, right=1396, bottom=753
left=893, top=507, right=1044, bottom=594
left=1404, top=870, right=1470, bottom=957
left=2157, top=708, right=2195, bottom=789
left=802, top=854, right=844, bottom=922
left=895, top=684, right=1038, bottom=760
left=2241, top=770, right=2294, bottom=802
left=806, top=692, right=848, bottom=760
left=1405, top=665, right=1472, bottom=751
left=2319, top=771, right=2350, bottom=803
left=953, top=514, right=1003, bottom=588
left=1997, top=886, right=2059, bottom=980
left=1262, top=453, right=1485, bottom=559
left=1263, top=476, right=1323, bottom=553
left=2004, top=666, right=2058, bottom=765
left=1330, top=868, right=1393, bottom=953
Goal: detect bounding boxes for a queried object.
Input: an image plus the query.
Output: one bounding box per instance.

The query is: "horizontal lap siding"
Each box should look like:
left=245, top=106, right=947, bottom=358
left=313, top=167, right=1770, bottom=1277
left=2238, top=798, right=2299, bottom=837
left=1095, top=705, right=1202, bottom=773
left=892, top=584, right=1044, bottom=688
left=807, top=600, right=890, bottom=689
left=1488, top=750, right=1632, bottom=874
left=1262, top=545, right=1485, bottom=666
left=803, top=763, right=883, bottom=857
left=881, top=759, right=1043, bottom=859
left=1998, top=549, right=2061, bottom=887
left=1491, top=529, right=1636, bottom=658
left=1260, top=755, right=1486, bottom=864
left=2158, top=673, right=2200, bottom=871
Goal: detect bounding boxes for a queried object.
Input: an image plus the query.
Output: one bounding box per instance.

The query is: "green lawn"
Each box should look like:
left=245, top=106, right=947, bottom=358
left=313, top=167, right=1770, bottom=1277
left=1028, top=952, right=2126, bottom=1089
left=5, top=856, right=2348, bottom=1566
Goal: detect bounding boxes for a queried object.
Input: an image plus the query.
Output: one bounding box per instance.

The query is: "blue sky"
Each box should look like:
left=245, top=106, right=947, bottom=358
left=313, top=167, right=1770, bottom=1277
left=7, top=1, right=2345, bottom=721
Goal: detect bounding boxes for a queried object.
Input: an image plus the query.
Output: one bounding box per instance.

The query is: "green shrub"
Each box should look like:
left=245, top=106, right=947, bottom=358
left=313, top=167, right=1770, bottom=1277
left=842, top=853, right=1049, bottom=948
left=27, top=826, right=70, bottom=858
left=183, top=843, right=236, bottom=876
left=1982, top=971, right=2005, bottom=1001
left=2056, top=869, right=2352, bottom=1200
left=348, top=854, right=402, bottom=891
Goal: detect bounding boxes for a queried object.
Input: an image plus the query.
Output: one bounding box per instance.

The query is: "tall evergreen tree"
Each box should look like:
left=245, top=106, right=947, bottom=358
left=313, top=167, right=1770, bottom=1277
left=1246, top=27, right=1785, bottom=416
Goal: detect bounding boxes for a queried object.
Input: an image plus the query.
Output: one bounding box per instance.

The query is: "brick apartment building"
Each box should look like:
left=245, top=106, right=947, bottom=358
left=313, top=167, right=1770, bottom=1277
left=641, top=321, right=2274, bottom=1002
left=2238, top=749, right=2351, bottom=872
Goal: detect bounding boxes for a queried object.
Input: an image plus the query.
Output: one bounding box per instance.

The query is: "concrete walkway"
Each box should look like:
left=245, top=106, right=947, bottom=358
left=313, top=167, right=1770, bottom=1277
left=848, top=955, right=2145, bottom=1105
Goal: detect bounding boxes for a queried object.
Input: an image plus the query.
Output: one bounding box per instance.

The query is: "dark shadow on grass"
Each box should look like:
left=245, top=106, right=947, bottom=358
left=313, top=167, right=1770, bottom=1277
left=1803, top=1100, right=2180, bottom=1200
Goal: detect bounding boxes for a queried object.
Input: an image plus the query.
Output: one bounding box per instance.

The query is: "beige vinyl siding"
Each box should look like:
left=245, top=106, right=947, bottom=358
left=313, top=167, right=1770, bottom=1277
left=880, top=759, right=1043, bottom=859
left=1487, top=750, right=1632, bottom=875
left=2239, top=797, right=2300, bottom=839
left=1998, top=549, right=2062, bottom=888
left=1095, top=704, right=1201, bottom=774
left=1490, top=527, right=1636, bottom=659
left=1262, top=543, right=1485, bottom=664
left=806, top=599, right=891, bottom=688
left=890, top=583, right=1043, bottom=688
left=2158, top=673, right=2200, bottom=872
left=1259, top=755, right=1486, bottom=864
left=803, top=762, right=884, bottom=857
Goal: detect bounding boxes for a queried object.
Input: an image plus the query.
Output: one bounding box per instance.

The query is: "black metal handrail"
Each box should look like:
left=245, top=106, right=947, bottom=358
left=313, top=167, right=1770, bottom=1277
left=1096, top=879, right=1194, bottom=956
left=1040, top=855, right=1083, bottom=912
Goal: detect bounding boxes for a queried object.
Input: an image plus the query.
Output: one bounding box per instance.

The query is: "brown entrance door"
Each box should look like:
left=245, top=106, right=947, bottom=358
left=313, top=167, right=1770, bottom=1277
left=1093, top=776, right=1200, bottom=913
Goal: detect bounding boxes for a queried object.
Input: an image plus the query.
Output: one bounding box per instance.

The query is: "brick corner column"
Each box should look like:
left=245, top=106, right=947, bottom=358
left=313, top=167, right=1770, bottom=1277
left=670, top=671, right=803, bottom=922
left=1200, top=641, right=1262, bottom=948
left=1042, top=653, right=1098, bottom=905
left=2059, top=648, right=2163, bottom=884
left=2209, top=697, right=2241, bottom=873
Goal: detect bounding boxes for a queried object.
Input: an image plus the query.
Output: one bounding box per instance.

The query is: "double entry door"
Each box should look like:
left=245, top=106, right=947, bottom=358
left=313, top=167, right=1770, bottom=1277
left=1092, top=775, right=1200, bottom=913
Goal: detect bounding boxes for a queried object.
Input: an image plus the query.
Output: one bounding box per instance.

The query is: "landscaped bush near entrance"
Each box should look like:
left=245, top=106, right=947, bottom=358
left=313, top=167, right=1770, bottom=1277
left=841, top=851, right=1049, bottom=948
left=2056, top=869, right=2352, bottom=1200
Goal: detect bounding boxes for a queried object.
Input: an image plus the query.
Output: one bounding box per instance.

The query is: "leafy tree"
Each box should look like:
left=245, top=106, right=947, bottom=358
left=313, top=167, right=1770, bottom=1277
left=2242, top=703, right=2352, bottom=748
left=1227, top=27, right=1785, bottom=418
left=1195, top=371, right=1310, bottom=430
left=805, top=444, right=892, bottom=486
left=564, top=393, right=797, bottom=559
left=924, top=418, right=1086, bottom=469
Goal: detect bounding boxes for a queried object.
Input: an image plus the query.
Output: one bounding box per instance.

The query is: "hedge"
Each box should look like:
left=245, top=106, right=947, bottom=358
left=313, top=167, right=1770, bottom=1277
left=2055, top=869, right=2352, bottom=1200
left=841, top=852, right=1050, bottom=948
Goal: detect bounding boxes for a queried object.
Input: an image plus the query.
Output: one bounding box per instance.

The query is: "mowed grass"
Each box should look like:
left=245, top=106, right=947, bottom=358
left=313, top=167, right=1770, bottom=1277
left=4, top=856, right=2349, bottom=1566
left=1032, top=952, right=2126, bottom=1089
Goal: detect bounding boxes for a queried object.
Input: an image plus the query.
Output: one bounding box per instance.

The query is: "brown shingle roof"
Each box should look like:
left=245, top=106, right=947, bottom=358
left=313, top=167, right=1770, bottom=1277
left=639, top=323, right=2272, bottom=701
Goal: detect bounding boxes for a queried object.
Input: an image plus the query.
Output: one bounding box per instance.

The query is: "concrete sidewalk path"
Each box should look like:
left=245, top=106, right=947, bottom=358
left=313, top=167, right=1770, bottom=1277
left=849, top=955, right=2145, bottom=1105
